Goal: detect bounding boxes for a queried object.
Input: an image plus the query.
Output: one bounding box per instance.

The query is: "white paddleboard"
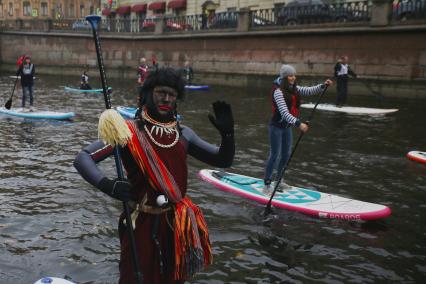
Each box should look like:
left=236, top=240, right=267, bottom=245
left=199, top=169, right=391, bottom=221
left=301, top=103, right=398, bottom=115
left=10, top=75, right=36, bottom=79
left=34, top=277, right=75, bottom=284
left=407, top=151, right=426, bottom=165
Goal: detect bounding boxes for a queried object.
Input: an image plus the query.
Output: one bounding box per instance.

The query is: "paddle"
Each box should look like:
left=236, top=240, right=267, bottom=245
left=356, top=77, right=384, bottom=102
left=264, top=85, right=329, bottom=216
left=4, top=72, right=20, bottom=110
left=86, top=15, right=143, bottom=284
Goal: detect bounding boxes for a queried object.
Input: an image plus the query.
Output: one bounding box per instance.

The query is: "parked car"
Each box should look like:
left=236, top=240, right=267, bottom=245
left=208, top=12, right=238, bottom=29
left=277, top=0, right=355, bottom=26
left=393, top=0, right=426, bottom=21
left=165, top=19, right=192, bottom=31
left=72, top=20, right=91, bottom=30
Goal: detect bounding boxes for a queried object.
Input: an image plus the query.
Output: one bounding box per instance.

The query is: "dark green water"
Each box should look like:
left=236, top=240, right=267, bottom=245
left=0, top=73, right=425, bottom=283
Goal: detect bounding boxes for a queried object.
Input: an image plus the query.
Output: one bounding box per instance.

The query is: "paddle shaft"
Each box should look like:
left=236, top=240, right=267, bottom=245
left=86, top=15, right=143, bottom=284
left=4, top=72, right=20, bottom=109
left=356, top=77, right=383, bottom=101
left=264, top=85, right=328, bottom=216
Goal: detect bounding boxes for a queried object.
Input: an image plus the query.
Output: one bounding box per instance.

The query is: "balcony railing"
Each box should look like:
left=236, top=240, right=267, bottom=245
left=392, top=0, right=426, bottom=21
left=250, top=0, right=370, bottom=28
left=1, top=3, right=425, bottom=34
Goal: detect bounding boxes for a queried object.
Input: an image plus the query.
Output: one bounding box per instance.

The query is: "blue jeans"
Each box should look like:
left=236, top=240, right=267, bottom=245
left=22, top=85, right=34, bottom=107
left=264, top=125, right=293, bottom=182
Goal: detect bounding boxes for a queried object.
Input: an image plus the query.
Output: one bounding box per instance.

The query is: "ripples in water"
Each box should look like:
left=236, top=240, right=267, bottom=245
left=0, top=74, right=425, bottom=283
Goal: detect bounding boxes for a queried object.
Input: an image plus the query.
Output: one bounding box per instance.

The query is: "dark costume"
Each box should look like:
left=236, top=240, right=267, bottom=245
left=74, top=68, right=234, bottom=284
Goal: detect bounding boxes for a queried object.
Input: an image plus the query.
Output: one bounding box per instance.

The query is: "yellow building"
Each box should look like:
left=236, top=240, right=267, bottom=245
left=0, top=0, right=102, bottom=20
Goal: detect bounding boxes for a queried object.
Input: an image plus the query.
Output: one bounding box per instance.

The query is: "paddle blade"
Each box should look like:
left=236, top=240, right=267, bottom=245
left=4, top=99, right=12, bottom=110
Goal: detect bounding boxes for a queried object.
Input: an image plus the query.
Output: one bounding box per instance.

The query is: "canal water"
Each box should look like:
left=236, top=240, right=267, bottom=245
left=0, top=73, right=425, bottom=283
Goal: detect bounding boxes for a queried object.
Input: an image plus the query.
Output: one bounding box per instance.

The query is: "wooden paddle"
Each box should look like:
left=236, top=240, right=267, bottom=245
left=86, top=15, right=143, bottom=284
left=4, top=74, right=20, bottom=110
left=264, top=85, right=329, bottom=216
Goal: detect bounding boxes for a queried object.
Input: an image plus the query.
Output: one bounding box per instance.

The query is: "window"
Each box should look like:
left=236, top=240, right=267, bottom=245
left=80, top=4, right=84, bottom=17
left=8, top=2, right=13, bottom=16
left=23, top=1, right=31, bottom=16
left=41, top=2, right=48, bottom=16
left=0, top=4, right=3, bottom=17
left=69, top=4, right=74, bottom=17
left=89, top=5, right=94, bottom=15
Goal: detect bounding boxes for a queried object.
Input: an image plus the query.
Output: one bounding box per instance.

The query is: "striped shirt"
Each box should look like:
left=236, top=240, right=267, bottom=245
left=273, top=84, right=324, bottom=126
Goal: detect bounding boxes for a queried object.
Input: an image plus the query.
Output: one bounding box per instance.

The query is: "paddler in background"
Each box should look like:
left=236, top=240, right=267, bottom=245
left=74, top=67, right=235, bottom=283
left=334, top=55, right=357, bottom=107
left=135, top=57, right=149, bottom=118
left=264, top=64, right=333, bottom=192
left=80, top=69, right=92, bottom=90
left=16, top=55, right=35, bottom=111
left=180, top=60, right=194, bottom=85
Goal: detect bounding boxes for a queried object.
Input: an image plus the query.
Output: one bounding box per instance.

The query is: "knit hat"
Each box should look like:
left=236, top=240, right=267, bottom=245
left=279, top=64, right=296, bottom=79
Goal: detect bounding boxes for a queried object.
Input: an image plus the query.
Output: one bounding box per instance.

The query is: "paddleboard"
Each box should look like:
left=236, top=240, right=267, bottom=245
left=301, top=103, right=398, bottom=115
left=199, top=169, right=391, bottom=221
left=10, top=75, right=36, bottom=79
left=185, top=85, right=209, bottom=90
left=407, top=151, right=426, bottom=164
left=34, top=277, right=75, bottom=284
left=64, top=86, right=111, bottom=93
left=117, top=106, right=182, bottom=120
left=0, top=107, right=75, bottom=120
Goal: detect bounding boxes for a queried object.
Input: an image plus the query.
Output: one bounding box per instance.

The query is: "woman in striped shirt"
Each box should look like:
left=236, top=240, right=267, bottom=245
left=264, top=64, right=332, bottom=190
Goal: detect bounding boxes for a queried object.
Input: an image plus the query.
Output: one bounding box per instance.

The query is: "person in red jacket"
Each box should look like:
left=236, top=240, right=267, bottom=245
left=16, top=55, right=35, bottom=110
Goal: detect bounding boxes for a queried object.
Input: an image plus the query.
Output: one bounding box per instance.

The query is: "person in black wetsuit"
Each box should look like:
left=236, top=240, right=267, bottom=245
left=73, top=67, right=234, bottom=284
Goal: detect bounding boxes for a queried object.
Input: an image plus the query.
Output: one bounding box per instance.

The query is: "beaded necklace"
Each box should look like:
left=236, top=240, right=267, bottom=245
left=142, top=108, right=179, bottom=148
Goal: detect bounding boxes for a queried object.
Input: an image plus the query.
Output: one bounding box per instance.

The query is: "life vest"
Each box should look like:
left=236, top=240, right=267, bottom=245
left=284, top=92, right=300, bottom=117
left=16, top=55, right=26, bottom=67
left=269, top=84, right=300, bottom=119
left=137, top=64, right=149, bottom=83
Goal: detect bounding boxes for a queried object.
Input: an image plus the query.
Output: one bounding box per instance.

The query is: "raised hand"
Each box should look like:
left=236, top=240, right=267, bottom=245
left=208, top=101, right=234, bottom=136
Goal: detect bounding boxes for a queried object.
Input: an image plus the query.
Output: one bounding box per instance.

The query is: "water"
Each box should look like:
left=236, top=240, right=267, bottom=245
left=0, top=73, right=425, bottom=283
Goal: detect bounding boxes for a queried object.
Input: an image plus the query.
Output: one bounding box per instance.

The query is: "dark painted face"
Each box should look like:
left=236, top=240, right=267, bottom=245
left=152, top=86, right=178, bottom=117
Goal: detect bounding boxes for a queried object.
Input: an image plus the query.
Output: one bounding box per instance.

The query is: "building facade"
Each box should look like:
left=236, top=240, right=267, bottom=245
left=0, top=0, right=102, bottom=20
left=101, top=0, right=288, bottom=19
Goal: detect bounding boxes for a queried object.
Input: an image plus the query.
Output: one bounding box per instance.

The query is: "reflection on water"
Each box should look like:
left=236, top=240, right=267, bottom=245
left=0, top=74, right=425, bottom=283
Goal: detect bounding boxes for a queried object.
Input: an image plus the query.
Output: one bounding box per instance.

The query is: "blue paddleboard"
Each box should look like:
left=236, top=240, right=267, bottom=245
left=64, top=86, right=111, bottom=93
left=0, top=107, right=75, bottom=120
left=185, top=85, right=209, bottom=90
left=117, top=106, right=182, bottom=120
left=33, top=277, right=75, bottom=284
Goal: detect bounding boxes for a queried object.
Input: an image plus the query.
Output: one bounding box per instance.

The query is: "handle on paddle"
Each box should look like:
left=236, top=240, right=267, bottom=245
left=86, top=15, right=143, bottom=284
left=264, top=85, right=328, bottom=216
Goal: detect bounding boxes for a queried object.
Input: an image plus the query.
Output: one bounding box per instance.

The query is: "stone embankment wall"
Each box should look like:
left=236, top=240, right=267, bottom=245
left=1, top=25, right=426, bottom=98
